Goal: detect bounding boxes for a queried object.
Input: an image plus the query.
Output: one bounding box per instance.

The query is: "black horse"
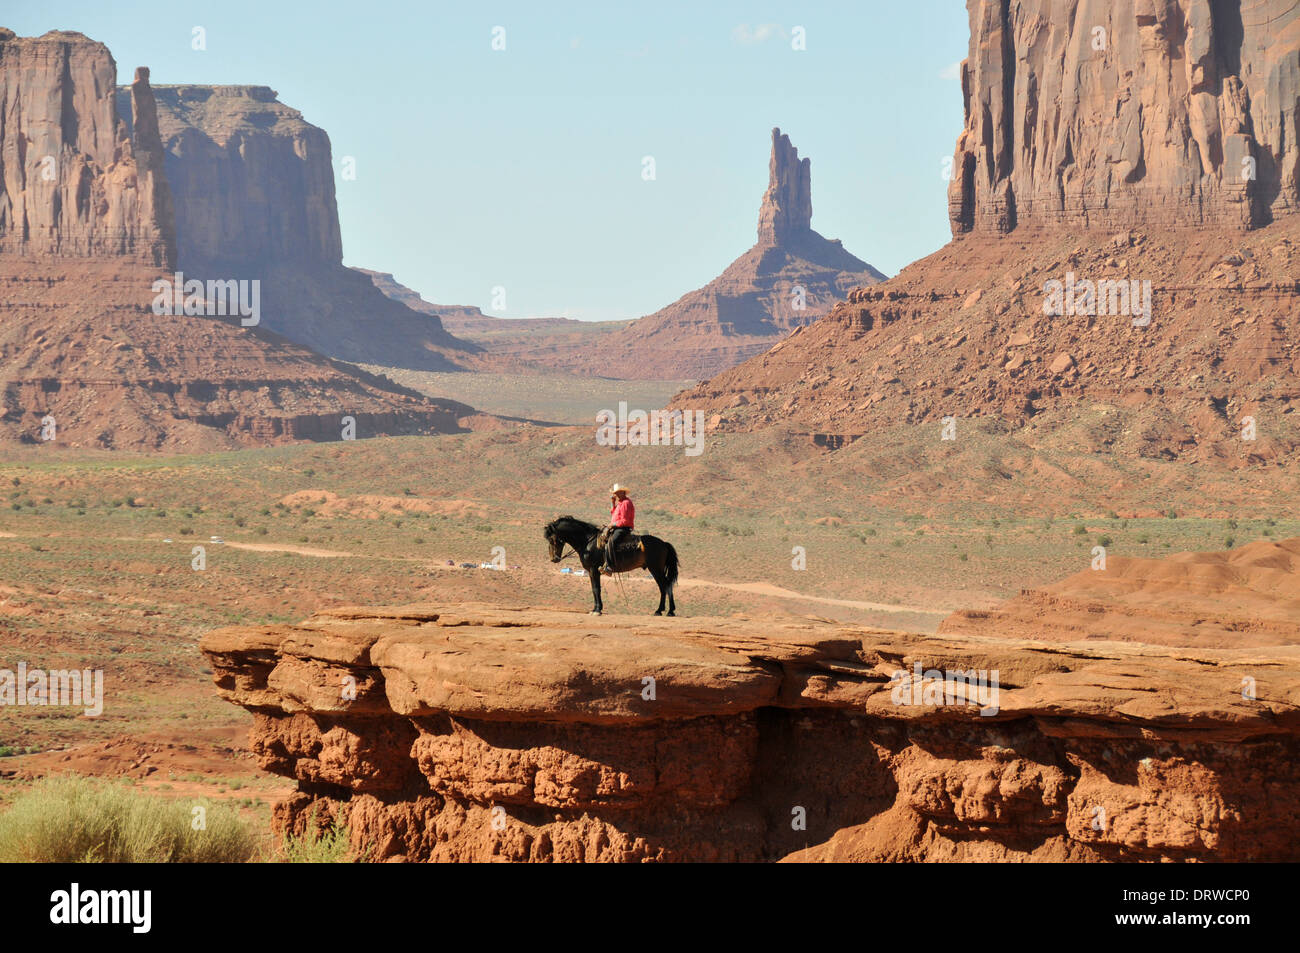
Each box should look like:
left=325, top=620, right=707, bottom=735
left=544, top=516, right=679, bottom=616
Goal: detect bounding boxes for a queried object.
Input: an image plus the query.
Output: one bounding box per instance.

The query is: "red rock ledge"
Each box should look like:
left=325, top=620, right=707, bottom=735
left=200, top=603, right=1300, bottom=862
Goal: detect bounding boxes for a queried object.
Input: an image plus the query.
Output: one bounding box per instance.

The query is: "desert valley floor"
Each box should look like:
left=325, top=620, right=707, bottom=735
left=1, top=419, right=1298, bottom=858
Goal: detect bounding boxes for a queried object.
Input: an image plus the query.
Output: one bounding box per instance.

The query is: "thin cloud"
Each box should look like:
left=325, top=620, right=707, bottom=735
left=732, top=23, right=783, bottom=46
left=939, top=60, right=963, bottom=80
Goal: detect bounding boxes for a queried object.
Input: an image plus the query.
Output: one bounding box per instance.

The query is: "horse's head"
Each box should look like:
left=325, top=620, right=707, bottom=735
left=543, top=519, right=565, bottom=563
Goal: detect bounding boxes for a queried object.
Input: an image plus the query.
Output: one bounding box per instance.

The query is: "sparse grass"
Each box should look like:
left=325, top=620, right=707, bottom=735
left=277, top=815, right=368, bottom=863
left=0, top=775, right=255, bottom=862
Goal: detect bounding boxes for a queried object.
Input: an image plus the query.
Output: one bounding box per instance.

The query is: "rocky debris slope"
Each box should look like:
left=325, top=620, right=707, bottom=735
left=679, top=218, right=1300, bottom=462
left=202, top=598, right=1300, bottom=862
left=0, top=30, right=174, bottom=264
left=949, top=0, right=1300, bottom=234
left=942, top=536, right=1300, bottom=649
left=0, top=259, right=478, bottom=450
left=561, top=128, right=885, bottom=380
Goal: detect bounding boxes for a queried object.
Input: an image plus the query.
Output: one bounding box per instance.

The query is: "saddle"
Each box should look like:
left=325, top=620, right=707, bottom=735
left=597, top=525, right=643, bottom=552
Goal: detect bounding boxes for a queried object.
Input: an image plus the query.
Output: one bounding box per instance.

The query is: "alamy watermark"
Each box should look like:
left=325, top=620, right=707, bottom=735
left=1043, top=272, right=1152, bottom=327
left=50, top=883, right=150, bottom=933
left=595, top=401, right=706, bottom=457
left=152, top=271, right=260, bottom=326
left=0, top=663, right=103, bottom=716
left=890, top=662, right=1000, bottom=716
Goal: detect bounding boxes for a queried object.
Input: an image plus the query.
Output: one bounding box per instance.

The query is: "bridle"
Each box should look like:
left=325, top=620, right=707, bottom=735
left=548, top=530, right=581, bottom=563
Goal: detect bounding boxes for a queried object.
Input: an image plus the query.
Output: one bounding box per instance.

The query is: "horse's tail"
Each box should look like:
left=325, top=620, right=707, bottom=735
left=664, top=542, right=680, bottom=589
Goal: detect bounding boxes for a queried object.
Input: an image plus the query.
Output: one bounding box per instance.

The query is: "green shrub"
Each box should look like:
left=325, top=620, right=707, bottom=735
left=278, top=817, right=368, bottom=863
left=0, top=775, right=255, bottom=863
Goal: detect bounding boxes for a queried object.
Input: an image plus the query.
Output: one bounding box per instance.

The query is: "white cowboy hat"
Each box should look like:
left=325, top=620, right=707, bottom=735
left=610, top=483, right=629, bottom=494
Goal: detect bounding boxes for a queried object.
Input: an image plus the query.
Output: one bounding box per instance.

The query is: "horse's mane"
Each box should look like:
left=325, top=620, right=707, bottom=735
left=546, top=515, right=599, bottom=535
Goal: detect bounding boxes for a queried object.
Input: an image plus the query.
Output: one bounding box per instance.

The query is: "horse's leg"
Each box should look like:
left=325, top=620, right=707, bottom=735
left=649, top=564, right=667, bottom=615
left=587, top=556, right=604, bottom=614
left=666, top=556, right=676, bottom=616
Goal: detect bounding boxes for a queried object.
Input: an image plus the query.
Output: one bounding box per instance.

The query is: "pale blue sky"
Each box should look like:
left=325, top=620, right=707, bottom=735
left=11, top=1, right=969, bottom=319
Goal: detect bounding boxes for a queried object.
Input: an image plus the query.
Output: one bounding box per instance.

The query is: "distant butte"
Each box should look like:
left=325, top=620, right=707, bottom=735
left=563, top=128, right=887, bottom=380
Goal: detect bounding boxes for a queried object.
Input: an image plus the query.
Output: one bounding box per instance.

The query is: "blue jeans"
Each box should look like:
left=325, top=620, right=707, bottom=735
left=605, top=527, right=631, bottom=570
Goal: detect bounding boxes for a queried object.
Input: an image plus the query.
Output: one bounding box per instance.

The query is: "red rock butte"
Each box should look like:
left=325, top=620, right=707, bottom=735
left=0, top=27, right=493, bottom=449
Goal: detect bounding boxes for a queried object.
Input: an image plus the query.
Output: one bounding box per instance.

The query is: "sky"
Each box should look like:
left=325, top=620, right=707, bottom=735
left=11, top=1, right=970, bottom=320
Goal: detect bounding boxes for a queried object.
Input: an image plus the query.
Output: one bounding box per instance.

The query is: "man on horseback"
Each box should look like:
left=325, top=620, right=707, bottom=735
left=602, top=483, right=634, bottom=575
left=544, top=513, right=677, bottom=616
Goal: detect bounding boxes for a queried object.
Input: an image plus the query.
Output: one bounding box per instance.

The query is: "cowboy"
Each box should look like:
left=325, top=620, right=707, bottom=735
left=602, top=483, right=635, bottom=575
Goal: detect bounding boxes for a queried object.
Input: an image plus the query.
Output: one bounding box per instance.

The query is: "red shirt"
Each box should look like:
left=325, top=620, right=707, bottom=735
left=611, top=498, right=634, bottom=528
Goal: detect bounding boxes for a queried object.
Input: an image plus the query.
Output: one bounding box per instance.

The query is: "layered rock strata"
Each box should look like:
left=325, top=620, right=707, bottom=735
left=948, top=0, right=1300, bottom=234
left=202, top=601, right=1300, bottom=862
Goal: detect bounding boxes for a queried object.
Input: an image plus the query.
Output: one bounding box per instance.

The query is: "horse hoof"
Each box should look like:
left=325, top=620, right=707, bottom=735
left=654, top=610, right=663, bottom=616
left=667, top=611, right=676, bottom=617
left=590, top=610, right=602, bottom=616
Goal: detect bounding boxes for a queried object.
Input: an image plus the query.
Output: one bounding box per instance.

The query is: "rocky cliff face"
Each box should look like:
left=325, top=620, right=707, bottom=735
left=202, top=596, right=1300, bottom=862
left=757, top=128, right=813, bottom=243
left=562, top=128, right=886, bottom=380
left=145, top=85, right=341, bottom=269
left=0, top=30, right=174, bottom=265
left=949, top=0, right=1300, bottom=235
